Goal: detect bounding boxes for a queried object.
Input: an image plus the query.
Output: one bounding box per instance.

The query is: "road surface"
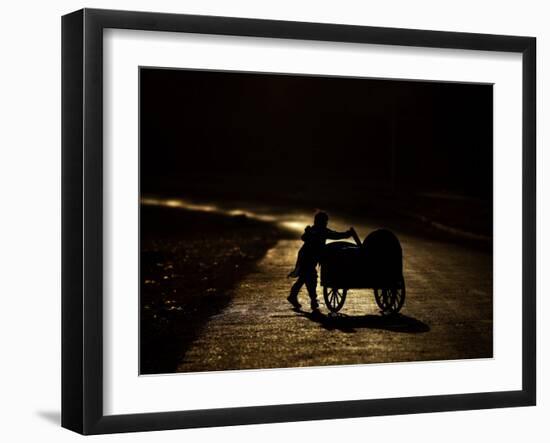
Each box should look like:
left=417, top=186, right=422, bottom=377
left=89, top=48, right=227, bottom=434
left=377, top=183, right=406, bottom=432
left=176, top=216, right=493, bottom=372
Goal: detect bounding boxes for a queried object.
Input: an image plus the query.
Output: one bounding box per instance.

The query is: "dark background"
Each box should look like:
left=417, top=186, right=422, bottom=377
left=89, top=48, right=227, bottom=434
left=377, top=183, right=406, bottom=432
left=140, top=68, right=493, bottom=225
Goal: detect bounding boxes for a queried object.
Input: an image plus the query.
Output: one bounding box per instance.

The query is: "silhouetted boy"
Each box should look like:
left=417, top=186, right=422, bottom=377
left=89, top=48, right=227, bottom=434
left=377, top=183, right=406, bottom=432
left=287, top=212, right=352, bottom=310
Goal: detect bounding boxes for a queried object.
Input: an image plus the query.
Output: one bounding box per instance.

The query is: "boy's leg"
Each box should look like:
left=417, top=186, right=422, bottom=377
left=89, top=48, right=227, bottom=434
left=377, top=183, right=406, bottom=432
left=304, top=271, right=319, bottom=310
left=287, top=277, right=304, bottom=308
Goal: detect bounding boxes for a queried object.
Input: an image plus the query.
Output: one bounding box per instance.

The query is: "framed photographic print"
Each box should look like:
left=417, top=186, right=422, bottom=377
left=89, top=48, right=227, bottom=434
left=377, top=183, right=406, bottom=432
left=61, top=8, right=536, bottom=435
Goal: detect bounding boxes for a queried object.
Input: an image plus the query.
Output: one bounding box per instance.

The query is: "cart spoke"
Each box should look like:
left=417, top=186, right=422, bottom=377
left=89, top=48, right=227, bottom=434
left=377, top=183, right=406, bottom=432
left=323, top=287, right=347, bottom=313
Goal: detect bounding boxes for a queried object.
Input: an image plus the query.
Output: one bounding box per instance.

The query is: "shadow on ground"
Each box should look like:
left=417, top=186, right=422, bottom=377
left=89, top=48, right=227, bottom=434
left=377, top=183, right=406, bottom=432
left=295, top=309, right=430, bottom=334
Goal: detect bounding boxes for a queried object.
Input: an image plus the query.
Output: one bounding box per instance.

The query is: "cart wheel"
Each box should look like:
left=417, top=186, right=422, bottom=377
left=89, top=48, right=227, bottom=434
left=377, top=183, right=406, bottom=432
left=323, top=287, right=347, bottom=313
left=374, top=278, right=406, bottom=315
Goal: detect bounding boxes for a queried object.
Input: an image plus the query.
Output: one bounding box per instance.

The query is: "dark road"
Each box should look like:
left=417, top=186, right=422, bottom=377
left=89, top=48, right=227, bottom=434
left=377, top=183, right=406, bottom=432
left=175, top=213, right=493, bottom=373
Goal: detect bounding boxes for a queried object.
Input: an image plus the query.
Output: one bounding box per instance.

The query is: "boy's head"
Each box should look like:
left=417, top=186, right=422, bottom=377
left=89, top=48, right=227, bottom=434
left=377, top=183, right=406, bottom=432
left=314, top=211, right=329, bottom=228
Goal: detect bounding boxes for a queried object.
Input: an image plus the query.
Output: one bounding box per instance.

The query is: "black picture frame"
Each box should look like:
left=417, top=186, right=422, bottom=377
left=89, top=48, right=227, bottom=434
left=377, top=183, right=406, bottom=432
left=62, top=8, right=536, bottom=435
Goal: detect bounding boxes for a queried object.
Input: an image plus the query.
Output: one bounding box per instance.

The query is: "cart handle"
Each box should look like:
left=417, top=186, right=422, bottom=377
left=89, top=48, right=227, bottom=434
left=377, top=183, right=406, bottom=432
left=350, top=227, right=362, bottom=247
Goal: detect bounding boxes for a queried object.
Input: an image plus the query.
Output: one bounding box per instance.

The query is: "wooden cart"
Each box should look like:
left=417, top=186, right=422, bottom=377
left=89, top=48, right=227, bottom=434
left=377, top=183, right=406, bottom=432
left=320, top=228, right=406, bottom=315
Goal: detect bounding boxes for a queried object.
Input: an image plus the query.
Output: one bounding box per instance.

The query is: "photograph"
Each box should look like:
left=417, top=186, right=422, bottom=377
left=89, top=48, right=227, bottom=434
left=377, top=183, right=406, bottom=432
left=139, top=67, right=494, bottom=375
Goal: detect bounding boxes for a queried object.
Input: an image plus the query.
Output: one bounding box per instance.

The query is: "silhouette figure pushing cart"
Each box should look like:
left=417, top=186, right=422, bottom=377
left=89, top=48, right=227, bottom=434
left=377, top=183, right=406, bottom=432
left=287, top=212, right=406, bottom=315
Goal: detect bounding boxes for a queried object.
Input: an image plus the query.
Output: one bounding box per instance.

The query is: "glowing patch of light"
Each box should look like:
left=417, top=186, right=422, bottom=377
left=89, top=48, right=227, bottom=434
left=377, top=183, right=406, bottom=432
left=141, top=196, right=311, bottom=233
left=141, top=197, right=163, bottom=206
left=280, top=220, right=308, bottom=232
left=165, top=199, right=182, bottom=208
